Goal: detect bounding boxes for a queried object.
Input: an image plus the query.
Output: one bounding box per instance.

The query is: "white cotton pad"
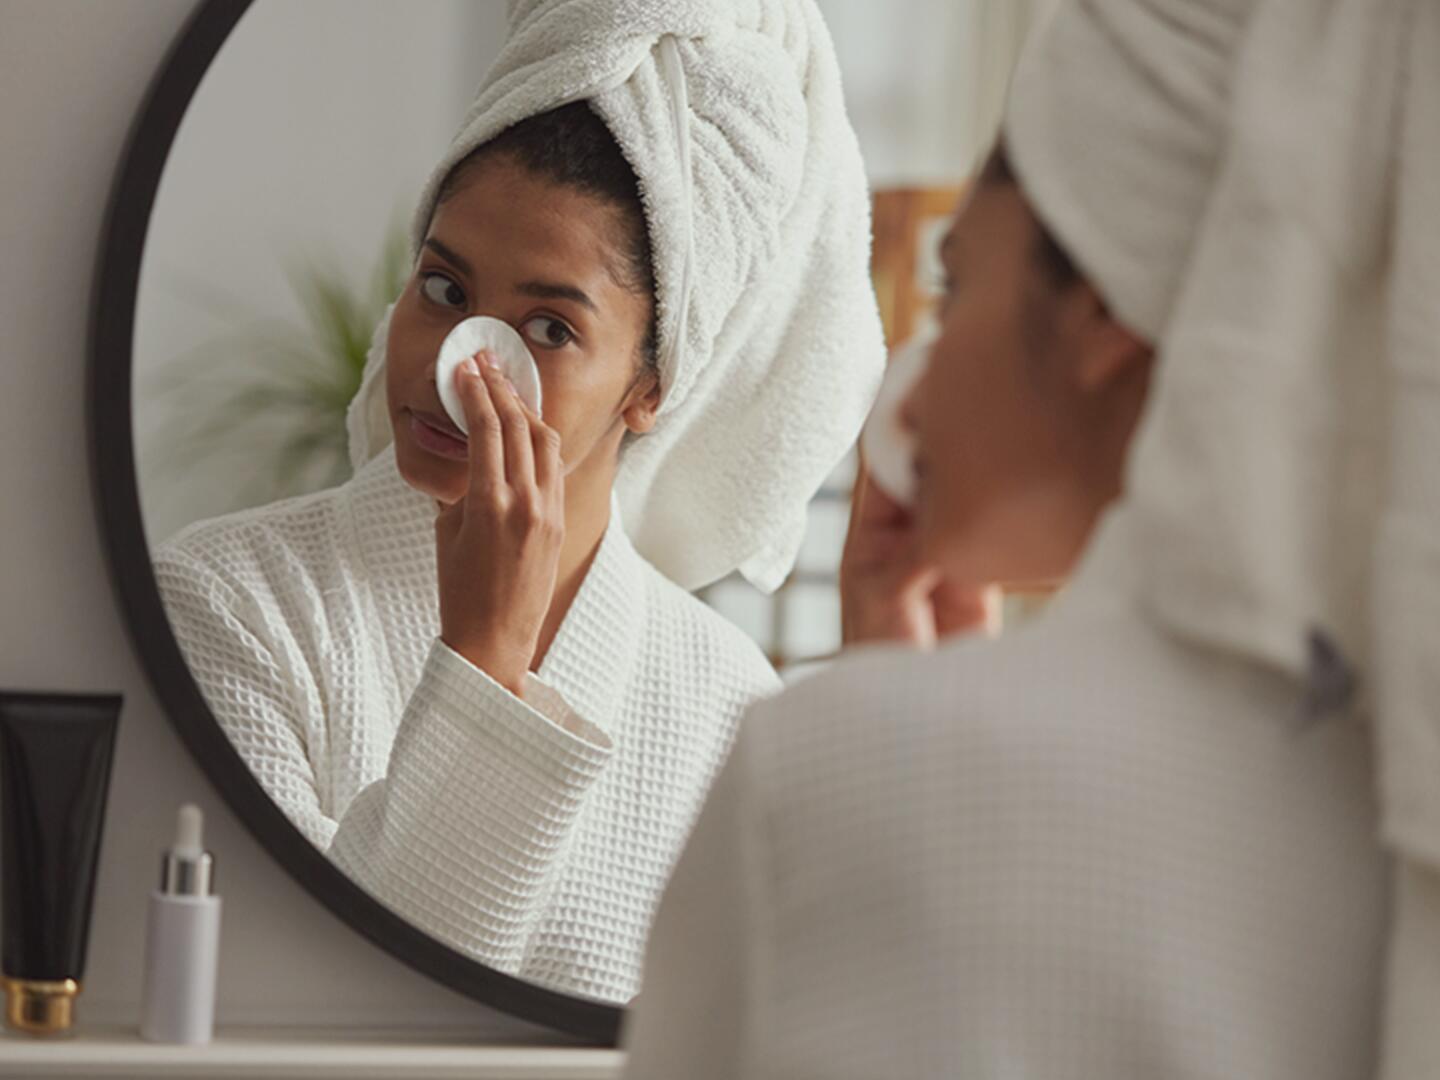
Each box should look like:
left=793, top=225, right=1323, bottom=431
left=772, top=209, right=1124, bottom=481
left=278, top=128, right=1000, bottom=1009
left=435, top=316, right=543, bottom=433
left=860, top=328, right=935, bottom=507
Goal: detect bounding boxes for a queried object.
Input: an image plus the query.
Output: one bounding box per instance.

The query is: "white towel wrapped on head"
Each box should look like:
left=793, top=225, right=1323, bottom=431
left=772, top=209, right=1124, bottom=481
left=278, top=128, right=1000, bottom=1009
left=1006, top=1, right=1440, bottom=1074
left=347, top=0, right=885, bottom=593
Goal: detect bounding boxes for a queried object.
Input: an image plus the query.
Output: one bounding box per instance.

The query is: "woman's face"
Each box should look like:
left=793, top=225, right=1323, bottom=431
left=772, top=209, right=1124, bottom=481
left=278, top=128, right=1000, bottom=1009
left=903, top=179, right=1152, bottom=588
left=387, top=154, right=658, bottom=506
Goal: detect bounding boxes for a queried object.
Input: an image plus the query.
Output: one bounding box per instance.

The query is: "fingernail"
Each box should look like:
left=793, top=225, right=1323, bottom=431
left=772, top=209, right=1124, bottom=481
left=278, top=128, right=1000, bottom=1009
left=478, top=350, right=499, bottom=369
left=461, top=357, right=480, bottom=377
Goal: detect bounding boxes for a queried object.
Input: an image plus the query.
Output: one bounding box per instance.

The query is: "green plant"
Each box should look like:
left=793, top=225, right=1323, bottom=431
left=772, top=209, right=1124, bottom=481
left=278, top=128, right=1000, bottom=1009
left=144, top=220, right=411, bottom=514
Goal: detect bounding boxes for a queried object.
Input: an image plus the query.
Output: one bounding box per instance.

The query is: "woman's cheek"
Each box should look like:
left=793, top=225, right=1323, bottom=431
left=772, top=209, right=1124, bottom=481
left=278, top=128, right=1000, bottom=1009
left=533, top=355, right=627, bottom=470
left=385, top=301, right=430, bottom=403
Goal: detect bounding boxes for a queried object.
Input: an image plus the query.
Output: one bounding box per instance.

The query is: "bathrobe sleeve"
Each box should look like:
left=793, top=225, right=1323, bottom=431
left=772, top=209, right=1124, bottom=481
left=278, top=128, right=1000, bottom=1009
left=153, top=545, right=614, bottom=978
left=327, top=639, right=614, bottom=973
left=620, top=725, right=753, bottom=1080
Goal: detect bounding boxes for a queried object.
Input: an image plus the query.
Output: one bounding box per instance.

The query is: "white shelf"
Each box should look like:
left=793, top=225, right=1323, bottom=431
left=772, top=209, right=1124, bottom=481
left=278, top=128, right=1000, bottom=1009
left=0, top=1025, right=623, bottom=1079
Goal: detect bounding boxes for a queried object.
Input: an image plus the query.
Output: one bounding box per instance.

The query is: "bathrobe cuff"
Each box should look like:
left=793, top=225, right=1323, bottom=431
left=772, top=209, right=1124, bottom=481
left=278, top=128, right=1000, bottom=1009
left=328, top=638, right=613, bottom=970
left=429, top=639, right=613, bottom=753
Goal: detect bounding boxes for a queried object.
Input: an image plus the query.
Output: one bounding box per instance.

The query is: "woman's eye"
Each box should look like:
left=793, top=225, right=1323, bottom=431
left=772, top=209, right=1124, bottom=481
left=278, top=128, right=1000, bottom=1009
left=419, top=272, right=466, bottom=309
left=520, top=315, right=575, bottom=349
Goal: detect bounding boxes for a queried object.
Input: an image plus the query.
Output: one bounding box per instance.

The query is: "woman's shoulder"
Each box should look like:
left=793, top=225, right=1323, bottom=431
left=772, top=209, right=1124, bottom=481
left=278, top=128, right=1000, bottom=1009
left=154, top=481, right=351, bottom=585
left=150, top=459, right=421, bottom=630
left=149, top=470, right=411, bottom=673
left=154, top=447, right=423, bottom=584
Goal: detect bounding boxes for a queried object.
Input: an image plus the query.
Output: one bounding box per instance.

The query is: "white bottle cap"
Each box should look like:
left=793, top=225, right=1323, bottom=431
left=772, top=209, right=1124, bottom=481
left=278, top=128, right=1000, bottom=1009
left=160, top=804, right=212, bottom=897
left=173, top=804, right=204, bottom=857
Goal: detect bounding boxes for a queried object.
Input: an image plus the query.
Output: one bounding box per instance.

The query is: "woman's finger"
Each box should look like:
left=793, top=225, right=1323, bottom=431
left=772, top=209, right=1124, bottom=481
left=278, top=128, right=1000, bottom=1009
left=856, top=464, right=909, bottom=527
left=512, top=394, right=562, bottom=493
left=510, top=384, right=543, bottom=426
left=477, top=354, right=535, bottom=491
left=532, top=420, right=563, bottom=494
left=845, top=466, right=906, bottom=560
left=932, top=581, right=998, bottom=638
left=455, top=355, right=504, bottom=500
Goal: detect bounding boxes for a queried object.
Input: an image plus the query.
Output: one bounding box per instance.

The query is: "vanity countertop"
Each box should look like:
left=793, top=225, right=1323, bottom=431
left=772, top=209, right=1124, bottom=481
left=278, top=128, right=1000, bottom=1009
left=0, top=1026, right=622, bottom=1079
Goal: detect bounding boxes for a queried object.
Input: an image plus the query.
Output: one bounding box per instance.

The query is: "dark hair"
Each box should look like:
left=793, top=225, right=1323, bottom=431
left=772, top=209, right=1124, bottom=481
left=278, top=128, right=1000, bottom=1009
left=980, top=142, right=1079, bottom=290
left=436, top=101, right=660, bottom=380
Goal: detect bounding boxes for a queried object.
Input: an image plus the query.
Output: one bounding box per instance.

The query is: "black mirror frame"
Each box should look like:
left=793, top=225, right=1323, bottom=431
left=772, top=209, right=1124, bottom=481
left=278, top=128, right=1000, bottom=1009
left=86, top=0, right=622, bottom=1045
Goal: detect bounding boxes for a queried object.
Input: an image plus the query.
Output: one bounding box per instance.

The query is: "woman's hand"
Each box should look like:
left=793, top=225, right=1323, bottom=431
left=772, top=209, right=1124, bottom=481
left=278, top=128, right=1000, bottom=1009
left=839, top=467, right=991, bottom=648
left=436, top=352, right=565, bottom=696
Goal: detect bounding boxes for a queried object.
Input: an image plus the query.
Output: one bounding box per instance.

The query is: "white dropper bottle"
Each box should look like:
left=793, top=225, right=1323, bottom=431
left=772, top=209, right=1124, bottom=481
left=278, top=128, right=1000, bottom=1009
left=140, top=804, right=222, bottom=1044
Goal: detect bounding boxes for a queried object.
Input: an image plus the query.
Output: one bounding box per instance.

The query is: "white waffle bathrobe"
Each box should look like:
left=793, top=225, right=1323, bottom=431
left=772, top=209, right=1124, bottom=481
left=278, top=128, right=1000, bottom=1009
left=154, top=445, right=779, bottom=1003
left=621, top=519, right=1388, bottom=1076
left=625, top=0, right=1438, bottom=1071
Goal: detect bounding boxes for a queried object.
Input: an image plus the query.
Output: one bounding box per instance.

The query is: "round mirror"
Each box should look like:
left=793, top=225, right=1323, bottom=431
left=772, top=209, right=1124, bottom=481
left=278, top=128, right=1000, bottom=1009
left=89, top=0, right=985, bottom=1045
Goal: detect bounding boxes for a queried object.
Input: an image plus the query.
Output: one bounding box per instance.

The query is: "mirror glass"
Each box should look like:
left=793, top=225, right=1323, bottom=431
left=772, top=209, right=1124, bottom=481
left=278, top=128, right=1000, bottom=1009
left=132, top=0, right=1016, bottom=1005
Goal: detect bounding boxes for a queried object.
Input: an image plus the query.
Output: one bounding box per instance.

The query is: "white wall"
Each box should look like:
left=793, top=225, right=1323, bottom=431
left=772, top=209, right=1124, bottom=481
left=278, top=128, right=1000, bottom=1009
left=818, top=0, right=978, bottom=186
left=134, top=0, right=506, bottom=543
left=0, top=0, right=552, bottom=1039
left=817, top=0, right=1039, bottom=185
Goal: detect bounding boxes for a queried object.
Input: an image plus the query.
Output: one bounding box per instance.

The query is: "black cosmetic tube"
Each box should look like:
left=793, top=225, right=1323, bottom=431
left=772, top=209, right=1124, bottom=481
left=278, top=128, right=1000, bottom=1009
left=0, top=691, right=121, bottom=1036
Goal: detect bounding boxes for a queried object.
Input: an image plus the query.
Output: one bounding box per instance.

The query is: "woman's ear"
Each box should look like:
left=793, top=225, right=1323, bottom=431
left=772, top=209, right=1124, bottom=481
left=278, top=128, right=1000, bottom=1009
left=622, top=369, right=662, bottom=436
left=1068, top=282, right=1154, bottom=393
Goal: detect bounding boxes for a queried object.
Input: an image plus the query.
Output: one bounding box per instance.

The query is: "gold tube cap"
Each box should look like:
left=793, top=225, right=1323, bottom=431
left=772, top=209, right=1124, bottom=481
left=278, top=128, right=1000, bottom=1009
left=2, top=977, right=80, bottom=1036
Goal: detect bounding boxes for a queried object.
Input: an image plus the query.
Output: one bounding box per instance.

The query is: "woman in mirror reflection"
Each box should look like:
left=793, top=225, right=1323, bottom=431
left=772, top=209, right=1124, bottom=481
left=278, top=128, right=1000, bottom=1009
left=623, top=0, right=1434, bottom=1073
left=152, top=0, right=884, bottom=1004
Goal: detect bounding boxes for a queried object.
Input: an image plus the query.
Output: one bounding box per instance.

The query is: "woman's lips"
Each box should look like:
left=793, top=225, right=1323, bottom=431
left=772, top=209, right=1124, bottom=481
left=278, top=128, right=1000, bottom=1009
left=408, top=409, right=469, bottom=461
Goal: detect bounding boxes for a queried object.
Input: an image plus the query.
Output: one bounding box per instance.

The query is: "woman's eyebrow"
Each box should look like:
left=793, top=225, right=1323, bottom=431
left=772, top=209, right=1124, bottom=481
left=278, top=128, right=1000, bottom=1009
left=423, top=237, right=473, bottom=276
left=516, top=280, right=598, bottom=314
